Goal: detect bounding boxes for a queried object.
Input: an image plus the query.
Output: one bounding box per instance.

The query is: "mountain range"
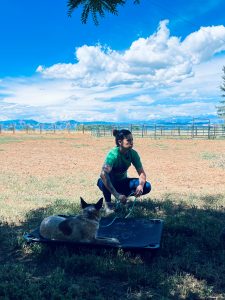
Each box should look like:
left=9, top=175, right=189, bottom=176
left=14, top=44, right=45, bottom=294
left=0, top=115, right=224, bottom=130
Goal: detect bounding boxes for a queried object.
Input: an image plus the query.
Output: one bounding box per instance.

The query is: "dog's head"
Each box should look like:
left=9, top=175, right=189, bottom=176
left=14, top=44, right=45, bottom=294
left=80, top=197, right=103, bottom=221
left=58, top=197, right=104, bottom=236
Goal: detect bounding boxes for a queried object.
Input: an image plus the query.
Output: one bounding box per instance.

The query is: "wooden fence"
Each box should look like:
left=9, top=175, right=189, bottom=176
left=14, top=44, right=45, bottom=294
left=0, top=123, right=225, bottom=139
left=91, top=124, right=225, bottom=139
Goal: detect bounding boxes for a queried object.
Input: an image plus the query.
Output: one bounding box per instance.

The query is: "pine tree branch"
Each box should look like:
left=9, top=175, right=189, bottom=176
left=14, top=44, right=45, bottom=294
left=67, top=0, right=139, bottom=24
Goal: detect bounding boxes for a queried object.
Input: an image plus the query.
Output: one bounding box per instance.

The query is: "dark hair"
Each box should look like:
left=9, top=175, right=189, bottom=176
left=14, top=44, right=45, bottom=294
left=112, top=129, right=132, bottom=146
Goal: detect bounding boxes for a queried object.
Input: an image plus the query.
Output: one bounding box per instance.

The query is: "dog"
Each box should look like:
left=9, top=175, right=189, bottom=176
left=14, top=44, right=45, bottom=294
left=40, top=197, right=119, bottom=246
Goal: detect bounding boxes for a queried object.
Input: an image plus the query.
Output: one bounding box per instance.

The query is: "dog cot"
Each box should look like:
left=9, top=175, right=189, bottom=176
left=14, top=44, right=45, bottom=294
left=24, top=218, right=163, bottom=250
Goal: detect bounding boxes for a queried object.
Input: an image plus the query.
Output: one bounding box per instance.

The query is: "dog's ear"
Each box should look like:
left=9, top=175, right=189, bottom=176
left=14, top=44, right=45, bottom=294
left=95, top=198, right=103, bottom=210
left=80, top=197, right=88, bottom=209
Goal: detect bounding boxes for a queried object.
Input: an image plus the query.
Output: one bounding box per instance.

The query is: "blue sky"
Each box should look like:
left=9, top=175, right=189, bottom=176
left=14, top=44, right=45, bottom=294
left=0, top=0, right=225, bottom=122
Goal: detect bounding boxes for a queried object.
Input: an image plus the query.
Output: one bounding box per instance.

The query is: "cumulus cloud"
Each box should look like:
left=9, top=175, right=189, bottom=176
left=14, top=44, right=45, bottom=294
left=181, top=25, right=225, bottom=63
left=158, top=56, right=223, bottom=102
left=1, top=20, right=225, bottom=122
left=37, top=20, right=225, bottom=89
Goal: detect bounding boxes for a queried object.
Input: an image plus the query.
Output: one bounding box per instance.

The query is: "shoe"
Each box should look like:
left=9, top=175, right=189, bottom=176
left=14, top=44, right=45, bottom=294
left=104, top=202, right=115, bottom=215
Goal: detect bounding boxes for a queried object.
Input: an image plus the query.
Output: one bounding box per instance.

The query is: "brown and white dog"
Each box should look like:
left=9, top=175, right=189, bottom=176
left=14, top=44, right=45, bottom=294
left=40, top=197, right=119, bottom=245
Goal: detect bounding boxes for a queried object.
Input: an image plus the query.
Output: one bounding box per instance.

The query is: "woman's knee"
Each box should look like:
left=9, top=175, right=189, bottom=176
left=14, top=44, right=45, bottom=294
left=143, top=181, right=151, bottom=194
left=97, top=178, right=104, bottom=191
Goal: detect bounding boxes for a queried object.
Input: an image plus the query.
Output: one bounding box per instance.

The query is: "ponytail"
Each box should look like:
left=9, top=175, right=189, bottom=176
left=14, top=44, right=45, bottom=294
left=112, top=129, right=119, bottom=137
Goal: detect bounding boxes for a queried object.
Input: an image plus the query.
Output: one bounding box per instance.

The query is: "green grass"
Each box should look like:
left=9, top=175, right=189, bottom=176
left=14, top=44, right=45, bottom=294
left=1, top=194, right=225, bottom=299
left=0, top=136, right=24, bottom=144
left=201, top=152, right=219, bottom=160
left=0, top=135, right=79, bottom=144
left=201, top=152, right=225, bottom=169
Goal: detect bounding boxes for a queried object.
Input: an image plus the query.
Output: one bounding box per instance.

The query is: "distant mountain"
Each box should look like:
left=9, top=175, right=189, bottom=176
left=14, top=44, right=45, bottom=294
left=0, top=119, right=78, bottom=130
left=142, top=115, right=224, bottom=125
left=0, top=119, right=40, bottom=130
left=0, top=115, right=224, bottom=130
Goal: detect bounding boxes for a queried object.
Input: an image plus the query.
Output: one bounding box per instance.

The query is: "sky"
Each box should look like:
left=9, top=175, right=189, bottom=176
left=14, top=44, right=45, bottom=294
left=0, top=0, right=225, bottom=123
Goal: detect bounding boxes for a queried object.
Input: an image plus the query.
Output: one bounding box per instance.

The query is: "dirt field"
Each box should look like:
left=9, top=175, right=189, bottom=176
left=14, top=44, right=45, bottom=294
left=0, top=133, right=224, bottom=224
left=1, top=133, right=225, bottom=299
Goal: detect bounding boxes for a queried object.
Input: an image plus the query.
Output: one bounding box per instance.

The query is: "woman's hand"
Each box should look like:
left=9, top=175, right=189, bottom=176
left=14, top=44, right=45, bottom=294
left=134, top=185, right=144, bottom=197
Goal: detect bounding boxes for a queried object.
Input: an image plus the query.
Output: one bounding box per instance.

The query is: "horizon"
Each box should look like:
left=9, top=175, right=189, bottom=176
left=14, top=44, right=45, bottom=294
left=0, top=115, right=224, bottom=125
left=0, top=1, right=225, bottom=123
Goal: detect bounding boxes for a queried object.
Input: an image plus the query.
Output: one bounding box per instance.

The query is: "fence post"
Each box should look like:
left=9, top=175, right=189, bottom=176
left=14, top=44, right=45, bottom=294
left=67, top=123, right=70, bottom=134
left=0, top=124, right=1, bottom=134
left=40, top=124, right=43, bottom=134
left=208, top=124, right=211, bottom=139
left=82, top=124, right=84, bottom=134
left=13, top=124, right=15, bottom=134
left=26, top=125, right=29, bottom=134
left=154, top=124, right=157, bottom=139
left=142, top=125, right=144, bottom=137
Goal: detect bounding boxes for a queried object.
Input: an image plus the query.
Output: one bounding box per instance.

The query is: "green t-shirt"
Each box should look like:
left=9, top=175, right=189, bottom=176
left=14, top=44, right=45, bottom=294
left=104, top=147, right=143, bottom=181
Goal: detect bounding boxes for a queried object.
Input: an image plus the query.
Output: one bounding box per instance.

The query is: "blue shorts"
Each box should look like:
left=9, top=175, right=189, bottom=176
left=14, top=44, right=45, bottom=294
left=97, top=177, right=151, bottom=203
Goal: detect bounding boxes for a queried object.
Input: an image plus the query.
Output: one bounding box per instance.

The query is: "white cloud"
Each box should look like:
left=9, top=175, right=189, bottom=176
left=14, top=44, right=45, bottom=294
left=181, top=25, right=225, bottom=63
left=146, top=102, right=217, bottom=119
left=135, top=95, right=155, bottom=104
left=1, top=20, right=225, bottom=122
left=158, top=56, right=223, bottom=101
left=1, top=79, right=73, bottom=106
left=37, top=20, right=225, bottom=89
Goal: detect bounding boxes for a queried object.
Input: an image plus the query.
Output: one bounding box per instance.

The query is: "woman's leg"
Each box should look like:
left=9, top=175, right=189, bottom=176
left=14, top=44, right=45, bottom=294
left=115, top=178, right=151, bottom=197
left=97, top=177, right=151, bottom=205
left=97, top=178, right=111, bottom=203
left=97, top=178, right=115, bottom=213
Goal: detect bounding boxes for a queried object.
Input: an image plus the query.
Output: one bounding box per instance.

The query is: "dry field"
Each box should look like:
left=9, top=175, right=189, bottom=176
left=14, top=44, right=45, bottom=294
left=0, top=133, right=225, bottom=299
left=0, top=133, right=224, bottom=224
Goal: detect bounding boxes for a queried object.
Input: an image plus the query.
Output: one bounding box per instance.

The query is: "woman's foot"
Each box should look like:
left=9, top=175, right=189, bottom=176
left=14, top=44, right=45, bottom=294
left=104, top=202, right=115, bottom=215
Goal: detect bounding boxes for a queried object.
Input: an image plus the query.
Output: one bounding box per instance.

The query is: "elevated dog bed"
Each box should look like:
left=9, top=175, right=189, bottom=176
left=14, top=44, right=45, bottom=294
left=24, top=218, right=163, bottom=250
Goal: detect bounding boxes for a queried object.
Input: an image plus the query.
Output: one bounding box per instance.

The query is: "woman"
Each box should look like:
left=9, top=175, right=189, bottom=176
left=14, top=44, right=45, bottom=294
left=97, top=129, right=151, bottom=213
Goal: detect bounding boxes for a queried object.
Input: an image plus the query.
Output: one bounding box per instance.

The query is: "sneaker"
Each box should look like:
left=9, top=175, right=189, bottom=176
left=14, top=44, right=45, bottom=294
left=104, top=202, right=115, bottom=215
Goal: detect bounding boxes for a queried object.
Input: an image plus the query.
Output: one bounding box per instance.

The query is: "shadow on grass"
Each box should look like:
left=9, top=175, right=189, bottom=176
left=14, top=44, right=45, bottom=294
left=0, top=198, right=80, bottom=261
left=1, top=194, right=225, bottom=299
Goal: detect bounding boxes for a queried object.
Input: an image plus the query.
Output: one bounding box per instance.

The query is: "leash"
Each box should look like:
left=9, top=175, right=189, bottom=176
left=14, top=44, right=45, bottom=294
left=101, top=216, right=118, bottom=227
left=101, top=193, right=138, bottom=227
left=124, top=196, right=138, bottom=219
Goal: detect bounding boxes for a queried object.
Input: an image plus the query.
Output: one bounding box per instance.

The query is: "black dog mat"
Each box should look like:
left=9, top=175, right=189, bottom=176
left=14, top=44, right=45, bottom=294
left=24, top=218, right=163, bottom=250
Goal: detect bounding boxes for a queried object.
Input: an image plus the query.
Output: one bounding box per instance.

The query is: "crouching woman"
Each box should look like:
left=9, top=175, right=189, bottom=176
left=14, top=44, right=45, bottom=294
left=97, top=129, right=151, bottom=213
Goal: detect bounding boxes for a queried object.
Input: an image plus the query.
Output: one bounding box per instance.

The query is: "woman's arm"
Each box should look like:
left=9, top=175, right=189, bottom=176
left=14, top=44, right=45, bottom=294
left=138, top=167, right=146, bottom=186
left=100, top=164, right=127, bottom=203
left=135, top=167, right=146, bottom=197
left=100, top=164, right=120, bottom=199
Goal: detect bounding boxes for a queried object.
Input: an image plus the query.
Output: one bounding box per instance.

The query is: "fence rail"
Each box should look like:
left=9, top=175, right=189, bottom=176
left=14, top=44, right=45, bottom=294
left=0, top=123, right=225, bottom=139
left=91, top=124, right=225, bottom=139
